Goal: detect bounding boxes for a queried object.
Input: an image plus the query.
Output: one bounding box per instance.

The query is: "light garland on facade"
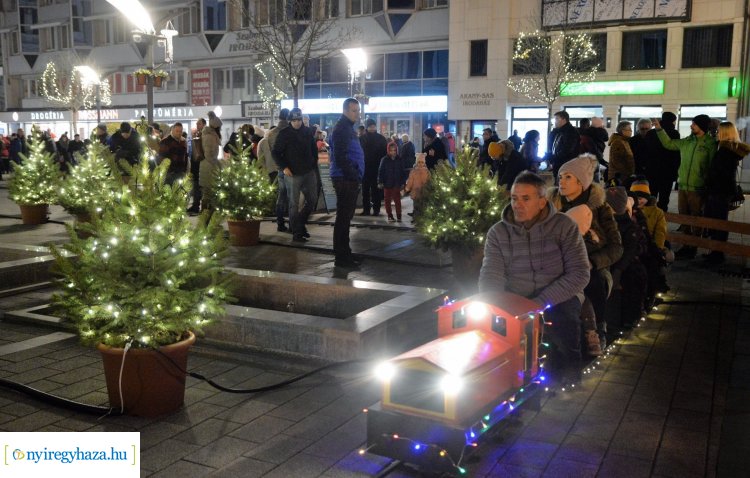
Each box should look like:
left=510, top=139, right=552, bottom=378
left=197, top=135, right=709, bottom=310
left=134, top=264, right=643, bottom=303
left=507, top=30, right=598, bottom=105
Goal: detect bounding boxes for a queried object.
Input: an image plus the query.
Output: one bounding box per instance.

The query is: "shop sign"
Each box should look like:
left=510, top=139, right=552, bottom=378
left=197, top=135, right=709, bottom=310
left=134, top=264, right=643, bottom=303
left=132, top=106, right=196, bottom=120
left=228, top=32, right=253, bottom=53
left=30, top=111, right=67, bottom=121
left=459, top=92, right=495, bottom=107
left=191, top=69, right=211, bottom=106
left=561, top=80, right=664, bottom=96
left=78, top=109, right=120, bottom=121
left=241, top=101, right=271, bottom=118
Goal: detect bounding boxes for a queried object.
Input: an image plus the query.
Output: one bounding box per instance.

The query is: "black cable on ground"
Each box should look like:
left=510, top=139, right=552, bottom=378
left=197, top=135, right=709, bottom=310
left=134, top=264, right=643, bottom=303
left=155, top=348, right=370, bottom=393
left=0, top=377, right=121, bottom=416
left=0, top=356, right=371, bottom=416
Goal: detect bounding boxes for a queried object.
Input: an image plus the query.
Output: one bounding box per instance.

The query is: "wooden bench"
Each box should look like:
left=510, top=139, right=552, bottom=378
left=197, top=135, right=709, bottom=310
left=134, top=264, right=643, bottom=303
left=665, top=212, right=750, bottom=257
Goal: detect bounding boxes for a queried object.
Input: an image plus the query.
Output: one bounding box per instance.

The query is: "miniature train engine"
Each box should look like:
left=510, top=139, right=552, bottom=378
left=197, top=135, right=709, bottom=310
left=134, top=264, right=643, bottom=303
left=363, top=291, right=546, bottom=475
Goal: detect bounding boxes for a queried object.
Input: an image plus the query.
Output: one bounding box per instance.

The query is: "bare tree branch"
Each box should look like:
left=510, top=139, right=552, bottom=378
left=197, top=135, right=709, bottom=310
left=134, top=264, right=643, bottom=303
left=232, top=0, right=360, bottom=106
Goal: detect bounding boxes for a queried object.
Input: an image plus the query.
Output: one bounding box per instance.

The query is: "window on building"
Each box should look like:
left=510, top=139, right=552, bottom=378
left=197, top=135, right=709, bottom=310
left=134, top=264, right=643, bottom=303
left=387, top=52, right=421, bottom=79
left=621, top=29, right=667, bottom=70
left=257, top=0, right=284, bottom=25
left=72, top=0, right=92, bottom=46
left=388, top=0, right=415, bottom=8
left=314, top=0, right=339, bottom=19
left=568, top=32, right=606, bottom=72
left=176, top=4, right=201, bottom=35
left=423, top=49, right=448, bottom=78
left=678, top=105, right=727, bottom=137
left=511, top=107, right=549, bottom=155
left=422, top=0, right=447, bottom=7
left=112, top=17, right=129, bottom=43
left=469, top=40, right=488, bottom=77
left=10, top=31, right=20, bottom=55
left=19, top=5, right=39, bottom=52
left=204, top=0, right=227, bottom=31
left=41, top=25, right=69, bottom=51
left=212, top=67, right=230, bottom=103
left=682, top=25, right=733, bottom=68
left=351, top=0, right=372, bottom=16
left=321, top=56, right=349, bottom=83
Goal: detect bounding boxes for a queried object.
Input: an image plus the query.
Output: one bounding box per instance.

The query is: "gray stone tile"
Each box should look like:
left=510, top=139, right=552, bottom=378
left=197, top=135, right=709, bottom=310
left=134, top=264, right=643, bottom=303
left=163, top=401, right=230, bottom=427
left=598, top=453, right=654, bottom=478
left=230, top=415, right=296, bottom=443
left=609, top=412, right=665, bottom=461
left=284, top=412, right=344, bottom=441
left=149, top=458, right=215, bottom=478
left=258, top=452, right=335, bottom=478
left=140, top=438, right=202, bottom=472
left=174, top=417, right=243, bottom=446
left=490, top=462, right=543, bottom=477
left=183, top=436, right=256, bottom=469
left=541, top=457, right=598, bottom=477
left=1, top=409, right=70, bottom=431
left=628, top=393, right=671, bottom=416
left=520, top=410, right=575, bottom=444
left=215, top=399, right=277, bottom=424
left=243, top=433, right=314, bottom=464
left=659, top=427, right=708, bottom=455
left=671, top=391, right=713, bottom=413
left=653, top=449, right=706, bottom=478
left=569, top=414, right=620, bottom=441
left=554, top=434, right=608, bottom=465
left=208, top=457, right=276, bottom=478
left=318, top=449, right=392, bottom=478
left=501, top=439, right=558, bottom=469
left=267, top=395, right=329, bottom=422
left=140, top=421, right=190, bottom=448
left=666, top=409, right=711, bottom=433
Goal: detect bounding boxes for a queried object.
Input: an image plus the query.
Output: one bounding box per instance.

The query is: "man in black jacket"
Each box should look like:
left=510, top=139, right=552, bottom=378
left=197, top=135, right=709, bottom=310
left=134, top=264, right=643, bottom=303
left=272, top=108, right=318, bottom=242
left=359, top=118, right=388, bottom=215
left=645, top=112, right=681, bottom=211
left=579, top=117, right=609, bottom=182
left=110, top=122, right=142, bottom=168
left=629, top=118, right=652, bottom=176
left=546, top=110, right=580, bottom=181
left=478, top=128, right=499, bottom=169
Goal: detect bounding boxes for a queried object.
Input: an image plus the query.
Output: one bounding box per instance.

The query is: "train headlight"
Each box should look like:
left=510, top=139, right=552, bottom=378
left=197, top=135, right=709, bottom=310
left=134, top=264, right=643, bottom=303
left=440, top=373, right=463, bottom=395
left=465, top=302, right=488, bottom=321
left=374, top=361, right=396, bottom=382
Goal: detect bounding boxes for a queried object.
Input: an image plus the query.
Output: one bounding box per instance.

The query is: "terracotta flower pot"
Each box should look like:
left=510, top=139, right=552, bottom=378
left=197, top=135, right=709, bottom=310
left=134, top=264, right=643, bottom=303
left=227, top=219, right=260, bottom=246
left=97, top=332, right=195, bottom=417
left=135, top=73, right=148, bottom=86
left=18, top=204, right=49, bottom=225
left=153, top=76, right=164, bottom=87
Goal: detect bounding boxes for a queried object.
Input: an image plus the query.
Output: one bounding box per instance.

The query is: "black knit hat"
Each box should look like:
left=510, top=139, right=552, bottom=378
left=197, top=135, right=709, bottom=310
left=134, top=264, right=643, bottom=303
left=661, top=112, right=677, bottom=125
left=692, top=114, right=711, bottom=134
left=365, top=118, right=376, bottom=127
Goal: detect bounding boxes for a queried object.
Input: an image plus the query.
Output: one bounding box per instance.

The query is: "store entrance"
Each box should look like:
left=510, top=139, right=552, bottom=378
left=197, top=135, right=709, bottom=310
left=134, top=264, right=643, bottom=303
left=380, top=117, right=411, bottom=140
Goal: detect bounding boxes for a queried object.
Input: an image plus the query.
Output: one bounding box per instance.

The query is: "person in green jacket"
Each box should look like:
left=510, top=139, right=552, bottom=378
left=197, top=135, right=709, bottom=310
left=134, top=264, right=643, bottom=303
left=653, top=114, right=717, bottom=259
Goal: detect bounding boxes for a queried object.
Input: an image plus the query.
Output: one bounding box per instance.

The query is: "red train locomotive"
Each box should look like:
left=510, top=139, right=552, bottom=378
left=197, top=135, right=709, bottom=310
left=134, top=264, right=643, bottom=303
left=363, top=291, right=547, bottom=475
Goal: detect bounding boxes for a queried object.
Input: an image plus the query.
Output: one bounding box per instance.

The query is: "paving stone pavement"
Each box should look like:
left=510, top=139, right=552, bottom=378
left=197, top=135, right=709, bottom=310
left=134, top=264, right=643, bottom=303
left=0, top=180, right=748, bottom=477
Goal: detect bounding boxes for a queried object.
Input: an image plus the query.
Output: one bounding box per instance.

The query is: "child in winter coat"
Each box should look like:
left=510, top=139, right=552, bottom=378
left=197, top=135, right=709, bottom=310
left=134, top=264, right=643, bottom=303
left=566, top=204, right=603, bottom=357
left=378, top=142, right=406, bottom=222
left=630, top=179, right=670, bottom=299
left=404, top=153, right=431, bottom=222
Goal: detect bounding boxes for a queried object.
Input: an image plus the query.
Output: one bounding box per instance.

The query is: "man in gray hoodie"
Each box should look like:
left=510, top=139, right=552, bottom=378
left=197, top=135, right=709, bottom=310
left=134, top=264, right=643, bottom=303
left=479, top=171, right=590, bottom=382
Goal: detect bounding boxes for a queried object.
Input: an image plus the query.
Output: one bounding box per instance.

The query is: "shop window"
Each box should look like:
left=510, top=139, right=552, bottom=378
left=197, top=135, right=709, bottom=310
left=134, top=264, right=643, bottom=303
left=470, top=39, right=487, bottom=77
left=387, top=52, right=421, bottom=80
left=568, top=32, right=606, bottom=73
left=621, top=29, right=667, bottom=70
left=423, top=0, right=448, bottom=7
left=321, top=83, right=350, bottom=97
left=385, top=80, right=421, bottom=96
left=305, top=58, right=321, bottom=83
left=204, top=0, right=227, bottom=31
left=422, top=79, right=448, bottom=95
left=682, top=25, right=733, bottom=68
left=304, top=84, right=321, bottom=98
left=510, top=107, right=549, bottom=155
left=564, top=106, right=604, bottom=127
left=364, top=80, right=384, bottom=96
left=423, top=50, right=448, bottom=78
left=389, top=0, right=415, bottom=8
left=367, top=54, right=385, bottom=81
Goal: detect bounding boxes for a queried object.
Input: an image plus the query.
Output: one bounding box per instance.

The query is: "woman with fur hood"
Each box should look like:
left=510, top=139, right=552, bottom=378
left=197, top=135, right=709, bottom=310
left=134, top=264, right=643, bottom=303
left=200, top=111, right=223, bottom=211
left=548, top=154, right=624, bottom=346
left=704, top=121, right=750, bottom=264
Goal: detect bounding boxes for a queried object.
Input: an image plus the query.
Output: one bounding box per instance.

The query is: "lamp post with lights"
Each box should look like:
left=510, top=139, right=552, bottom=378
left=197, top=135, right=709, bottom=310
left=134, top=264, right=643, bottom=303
left=342, top=48, right=368, bottom=121
left=106, top=0, right=177, bottom=125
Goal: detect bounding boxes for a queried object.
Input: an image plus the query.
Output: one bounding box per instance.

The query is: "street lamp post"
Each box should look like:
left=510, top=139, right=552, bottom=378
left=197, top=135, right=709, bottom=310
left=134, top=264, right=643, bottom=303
left=342, top=48, right=368, bottom=122
left=107, top=0, right=177, bottom=125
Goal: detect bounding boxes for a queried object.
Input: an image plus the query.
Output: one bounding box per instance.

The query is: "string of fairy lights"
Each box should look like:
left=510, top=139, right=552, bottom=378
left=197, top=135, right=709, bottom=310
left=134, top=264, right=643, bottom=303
left=8, top=126, right=58, bottom=206
left=56, top=139, right=119, bottom=216
left=507, top=30, right=598, bottom=105
left=416, top=147, right=506, bottom=251
left=40, top=62, right=112, bottom=111
left=212, top=145, right=277, bottom=221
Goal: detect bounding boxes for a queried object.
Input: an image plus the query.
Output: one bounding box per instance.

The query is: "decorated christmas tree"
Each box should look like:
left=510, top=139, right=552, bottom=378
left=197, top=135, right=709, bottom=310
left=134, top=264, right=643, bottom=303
left=212, top=145, right=277, bottom=221
left=56, top=139, right=119, bottom=216
left=50, top=159, right=233, bottom=348
left=9, top=126, right=58, bottom=206
left=415, top=147, right=508, bottom=253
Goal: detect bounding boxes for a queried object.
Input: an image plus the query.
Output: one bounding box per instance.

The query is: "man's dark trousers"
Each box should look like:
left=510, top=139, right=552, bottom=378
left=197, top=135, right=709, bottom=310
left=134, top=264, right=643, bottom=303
left=333, top=178, right=360, bottom=260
